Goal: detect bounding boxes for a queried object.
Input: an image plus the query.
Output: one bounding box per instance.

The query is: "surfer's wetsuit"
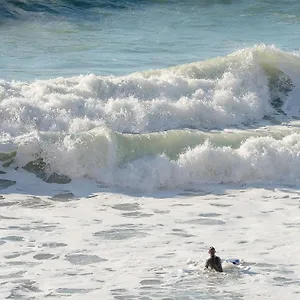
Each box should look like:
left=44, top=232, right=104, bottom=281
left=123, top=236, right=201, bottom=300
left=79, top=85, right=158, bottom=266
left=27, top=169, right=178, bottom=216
left=205, top=255, right=223, bottom=272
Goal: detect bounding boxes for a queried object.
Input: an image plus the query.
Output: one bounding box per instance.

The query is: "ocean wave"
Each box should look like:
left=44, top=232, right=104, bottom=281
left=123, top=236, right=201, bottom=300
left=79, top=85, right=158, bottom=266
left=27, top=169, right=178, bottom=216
left=0, top=0, right=145, bottom=22
left=1, top=129, right=300, bottom=188
left=1, top=45, right=300, bottom=189
left=0, top=45, right=298, bottom=137
left=0, top=0, right=256, bottom=23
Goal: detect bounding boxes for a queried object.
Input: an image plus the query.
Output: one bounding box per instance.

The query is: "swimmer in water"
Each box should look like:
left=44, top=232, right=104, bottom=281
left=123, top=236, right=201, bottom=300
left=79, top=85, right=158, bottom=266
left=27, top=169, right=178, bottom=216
left=205, top=246, right=223, bottom=272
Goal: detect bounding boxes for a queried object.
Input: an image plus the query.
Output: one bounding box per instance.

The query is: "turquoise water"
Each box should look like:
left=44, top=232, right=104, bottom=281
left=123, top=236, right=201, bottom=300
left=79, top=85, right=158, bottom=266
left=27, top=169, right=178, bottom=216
left=1, top=0, right=300, bottom=80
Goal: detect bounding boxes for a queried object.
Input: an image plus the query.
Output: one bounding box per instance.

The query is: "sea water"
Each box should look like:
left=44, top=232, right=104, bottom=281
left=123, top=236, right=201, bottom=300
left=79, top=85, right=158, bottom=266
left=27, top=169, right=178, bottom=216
left=1, top=0, right=300, bottom=299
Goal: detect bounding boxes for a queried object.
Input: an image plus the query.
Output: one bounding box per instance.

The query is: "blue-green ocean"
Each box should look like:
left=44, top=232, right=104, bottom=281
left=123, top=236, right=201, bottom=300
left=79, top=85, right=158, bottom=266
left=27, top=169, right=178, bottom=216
left=2, top=2, right=300, bottom=299
left=1, top=0, right=300, bottom=80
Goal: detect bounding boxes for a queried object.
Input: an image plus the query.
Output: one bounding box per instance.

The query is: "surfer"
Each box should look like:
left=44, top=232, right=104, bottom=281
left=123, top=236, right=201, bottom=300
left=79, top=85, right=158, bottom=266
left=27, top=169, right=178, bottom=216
left=205, top=246, right=223, bottom=272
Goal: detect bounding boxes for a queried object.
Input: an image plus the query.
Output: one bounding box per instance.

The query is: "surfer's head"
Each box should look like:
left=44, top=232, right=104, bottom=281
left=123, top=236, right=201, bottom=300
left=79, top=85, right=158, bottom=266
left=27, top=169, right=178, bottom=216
left=208, top=246, right=216, bottom=257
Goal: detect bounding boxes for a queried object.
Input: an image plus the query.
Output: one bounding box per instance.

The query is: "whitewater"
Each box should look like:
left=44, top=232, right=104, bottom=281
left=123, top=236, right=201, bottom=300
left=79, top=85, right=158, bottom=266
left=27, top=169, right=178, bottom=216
left=1, top=0, right=300, bottom=299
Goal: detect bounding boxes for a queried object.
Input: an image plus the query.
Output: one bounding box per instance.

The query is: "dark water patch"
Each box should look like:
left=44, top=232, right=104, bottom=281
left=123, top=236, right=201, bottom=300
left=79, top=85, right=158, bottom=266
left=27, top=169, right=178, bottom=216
left=5, top=253, right=21, bottom=259
left=236, top=240, right=248, bottom=244
left=178, top=218, right=225, bottom=225
left=226, top=194, right=236, bottom=198
left=111, top=288, right=128, bottom=293
left=274, top=194, right=289, bottom=199
left=177, top=192, right=204, bottom=197
left=140, top=279, right=162, bottom=285
left=198, top=213, right=222, bottom=217
left=112, top=203, right=140, bottom=211
left=4, top=251, right=32, bottom=259
left=265, top=65, right=294, bottom=113
left=46, top=173, right=71, bottom=184
left=8, top=224, right=57, bottom=232
left=155, top=270, right=167, bottom=276
left=27, top=224, right=56, bottom=232
left=122, top=211, right=153, bottom=218
left=18, top=196, right=52, bottom=209
left=114, top=295, right=138, bottom=300
left=6, top=261, right=40, bottom=267
left=220, top=291, right=244, bottom=300
left=111, top=288, right=139, bottom=299
left=172, top=228, right=183, bottom=232
left=156, top=252, right=175, bottom=259
left=56, top=287, right=93, bottom=294
left=94, top=224, right=148, bottom=240
left=64, top=271, right=94, bottom=277
left=283, top=222, right=300, bottom=228
left=183, top=188, right=210, bottom=194
left=0, top=271, right=26, bottom=279
left=273, top=276, right=293, bottom=286
left=33, top=253, right=54, bottom=260
left=279, top=269, right=294, bottom=275
left=2, top=235, right=24, bottom=242
left=0, top=200, right=18, bottom=207
left=65, top=254, right=107, bottom=265
left=2, top=0, right=143, bottom=19
left=6, top=279, right=41, bottom=299
left=23, top=159, right=71, bottom=184
left=0, top=240, right=6, bottom=246
left=169, top=229, right=194, bottom=238
left=104, top=268, right=115, bottom=272
left=42, top=242, right=68, bottom=248
left=94, top=228, right=147, bottom=240
left=87, top=194, right=98, bottom=198
left=92, top=218, right=102, bottom=223
left=0, top=151, right=16, bottom=162
left=0, top=170, right=6, bottom=174
left=171, top=203, right=193, bottom=207
left=255, top=262, right=276, bottom=269
left=210, top=203, right=232, bottom=207
left=0, top=179, right=16, bottom=190
left=22, top=158, right=47, bottom=173
left=140, top=286, right=160, bottom=290
left=153, top=209, right=170, bottom=214
left=50, top=192, right=76, bottom=202
left=0, top=215, right=19, bottom=220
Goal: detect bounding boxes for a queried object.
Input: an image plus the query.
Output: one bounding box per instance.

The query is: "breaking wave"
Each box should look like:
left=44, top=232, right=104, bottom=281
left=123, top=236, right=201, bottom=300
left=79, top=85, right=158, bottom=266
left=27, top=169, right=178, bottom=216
left=1, top=45, right=300, bottom=189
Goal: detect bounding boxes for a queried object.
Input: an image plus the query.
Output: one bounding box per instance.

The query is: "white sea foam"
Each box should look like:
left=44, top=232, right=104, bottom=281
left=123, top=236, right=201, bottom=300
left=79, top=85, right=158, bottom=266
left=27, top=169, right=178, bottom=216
left=1, top=128, right=298, bottom=190
left=0, top=179, right=300, bottom=299
left=0, top=45, right=297, bottom=138
left=1, top=46, right=300, bottom=189
left=111, top=133, right=300, bottom=190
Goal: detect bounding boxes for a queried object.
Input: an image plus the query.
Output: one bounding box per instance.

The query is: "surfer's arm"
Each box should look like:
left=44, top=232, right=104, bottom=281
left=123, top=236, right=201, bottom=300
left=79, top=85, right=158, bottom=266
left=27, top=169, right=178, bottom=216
left=205, top=259, right=209, bottom=269
left=216, top=257, right=223, bottom=272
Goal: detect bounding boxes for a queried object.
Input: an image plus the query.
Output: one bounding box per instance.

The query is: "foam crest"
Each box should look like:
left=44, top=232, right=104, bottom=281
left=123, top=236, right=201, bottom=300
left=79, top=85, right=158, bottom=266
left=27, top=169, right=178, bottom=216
left=112, top=134, right=300, bottom=190
left=1, top=46, right=291, bottom=137
left=5, top=129, right=298, bottom=190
